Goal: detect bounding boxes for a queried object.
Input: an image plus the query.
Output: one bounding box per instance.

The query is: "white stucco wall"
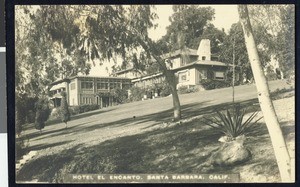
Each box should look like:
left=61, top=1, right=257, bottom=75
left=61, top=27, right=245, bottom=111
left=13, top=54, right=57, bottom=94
left=176, top=68, right=197, bottom=88
left=69, top=79, right=78, bottom=106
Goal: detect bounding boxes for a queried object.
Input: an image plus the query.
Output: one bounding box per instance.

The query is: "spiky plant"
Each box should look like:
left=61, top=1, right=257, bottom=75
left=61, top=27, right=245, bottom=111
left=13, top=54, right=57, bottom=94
left=203, top=104, right=263, bottom=140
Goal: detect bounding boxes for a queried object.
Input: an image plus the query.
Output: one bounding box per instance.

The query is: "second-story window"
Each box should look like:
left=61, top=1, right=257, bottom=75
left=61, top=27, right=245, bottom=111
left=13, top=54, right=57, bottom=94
left=81, top=82, right=93, bottom=89
left=97, top=82, right=108, bottom=90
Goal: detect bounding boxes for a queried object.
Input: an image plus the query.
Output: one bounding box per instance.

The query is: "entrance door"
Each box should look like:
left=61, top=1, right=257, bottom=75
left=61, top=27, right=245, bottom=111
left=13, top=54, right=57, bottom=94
left=102, top=96, right=109, bottom=107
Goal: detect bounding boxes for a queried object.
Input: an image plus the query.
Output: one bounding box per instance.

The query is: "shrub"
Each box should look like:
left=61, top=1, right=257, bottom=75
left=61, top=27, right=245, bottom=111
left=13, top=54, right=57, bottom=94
left=128, top=86, right=145, bottom=102
left=266, top=72, right=278, bottom=81
left=78, top=104, right=100, bottom=113
left=60, top=92, right=70, bottom=127
left=16, top=94, right=39, bottom=135
left=178, top=85, right=199, bottom=94
left=16, top=137, right=30, bottom=161
left=69, top=106, right=80, bottom=115
left=200, top=79, right=231, bottom=90
left=158, top=81, right=172, bottom=97
left=112, top=88, right=128, bottom=104
left=34, top=98, right=51, bottom=131
left=203, top=104, right=263, bottom=140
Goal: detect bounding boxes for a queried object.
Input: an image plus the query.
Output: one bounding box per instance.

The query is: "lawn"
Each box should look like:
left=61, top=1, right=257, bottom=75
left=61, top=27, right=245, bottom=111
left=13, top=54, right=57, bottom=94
left=16, top=80, right=295, bottom=183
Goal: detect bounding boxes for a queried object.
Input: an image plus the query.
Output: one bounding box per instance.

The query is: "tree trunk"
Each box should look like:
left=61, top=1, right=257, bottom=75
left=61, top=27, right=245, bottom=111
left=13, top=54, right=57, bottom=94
left=165, top=70, right=181, bottom=121
left=136, top=35, right=182, bottom=120
left=238, top=5, right=292, bottom=182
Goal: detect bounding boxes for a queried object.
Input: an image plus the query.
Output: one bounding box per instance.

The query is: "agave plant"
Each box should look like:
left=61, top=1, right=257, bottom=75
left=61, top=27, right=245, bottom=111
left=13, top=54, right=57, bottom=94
left=203, top=104, right=263, bottom=139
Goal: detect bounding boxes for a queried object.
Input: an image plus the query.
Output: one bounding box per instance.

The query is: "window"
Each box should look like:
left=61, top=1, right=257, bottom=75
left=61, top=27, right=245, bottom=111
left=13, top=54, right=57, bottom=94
left=215, top=71, right=225, bottom=80
left=109, top=82, right=121, bottom=89
left=81, top=97, right=93, bottom=104
left=70, top=83, right=76, bottom=90
left=97, top=82, right=108, bottom=90
left=178, top=70, right=190, bottom=83
left=202, top=56, right=206, bottom=60
left=199, top=69, right=207, bottom=81
left=181, top=75, right=187, bottom=81
left=81, top=82, right=93, bottom=89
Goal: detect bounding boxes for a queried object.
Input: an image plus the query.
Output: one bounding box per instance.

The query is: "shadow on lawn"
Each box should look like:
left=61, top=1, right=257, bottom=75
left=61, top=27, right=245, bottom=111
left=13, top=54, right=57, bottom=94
left=17, top=121, right=225, bottom=182
left=22, top=98, right=261, bottom=151
left=17, top=99, right=292, bottom=183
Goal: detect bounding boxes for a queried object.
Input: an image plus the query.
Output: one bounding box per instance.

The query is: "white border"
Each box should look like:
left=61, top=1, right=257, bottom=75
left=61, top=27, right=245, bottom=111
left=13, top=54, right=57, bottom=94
left=0, top=134, right=8, bottom=187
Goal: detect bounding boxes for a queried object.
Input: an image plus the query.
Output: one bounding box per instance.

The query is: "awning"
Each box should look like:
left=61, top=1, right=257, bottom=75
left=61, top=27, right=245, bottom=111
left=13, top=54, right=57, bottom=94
left=50, top=82, right=67, bottom=91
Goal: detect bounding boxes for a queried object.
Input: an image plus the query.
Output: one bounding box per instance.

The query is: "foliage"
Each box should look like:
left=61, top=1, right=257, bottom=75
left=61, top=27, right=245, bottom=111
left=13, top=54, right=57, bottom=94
left=16, top=137, right=30, bottom=161
left=60, top=92, right=70, bottom=125
left=79, top=104, right=99, bottom=113
left=218, top=23, right=270, bottom=81
left=15, top=6, right=91, bottom=98
left=34, top=98, right=51, bottom=131
left=200, top=79, right=231, bottom=90
left=248, top=5, right=295, bottom=78
left=162, top=5, right=215, bottom=50
left=157, top=82, right=172, bottom=97
left=49, top=104, right=99, bottom=120
left=203, top=104, right=263, bottom=139
left=128, top=86, right=145, bottom=102
left=111, top=88, right=129, bottom=104
left=178, top=85, right=199, bottom=94
left=266, top=72, right=278, bottom=81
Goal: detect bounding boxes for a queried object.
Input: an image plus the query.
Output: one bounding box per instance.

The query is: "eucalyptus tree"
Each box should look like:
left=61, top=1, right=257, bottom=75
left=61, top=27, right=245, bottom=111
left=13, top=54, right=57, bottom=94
left=79, top=5, right=184, bottom=120
left=238, top=5, right=292, bottom=182
left=248, top=5, right=295, bottom=79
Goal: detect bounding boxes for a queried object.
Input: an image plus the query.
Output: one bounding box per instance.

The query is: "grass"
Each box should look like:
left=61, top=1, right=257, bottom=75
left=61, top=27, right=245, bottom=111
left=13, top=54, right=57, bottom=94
left=16, top=80, right=295, bottom=183
left=17, top=113, right=286, bottom=182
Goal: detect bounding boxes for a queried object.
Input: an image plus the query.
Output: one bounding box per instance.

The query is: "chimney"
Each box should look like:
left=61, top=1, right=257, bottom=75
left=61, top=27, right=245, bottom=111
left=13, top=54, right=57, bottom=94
left=197, top=39, right=211, bottom=61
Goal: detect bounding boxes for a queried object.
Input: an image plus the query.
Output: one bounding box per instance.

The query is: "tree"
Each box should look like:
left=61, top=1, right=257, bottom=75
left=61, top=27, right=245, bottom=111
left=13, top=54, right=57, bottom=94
left=248, top=5, right=295, bottom=79
left=238, top=5, right=292, bottom=182
left=15, top=6, right=93, bottom=135
left=163, top=5, right=215, bottom=50
left=60, top=92, right=70, bottom=128
left=219, top=22, right=271, bottom=83
left=34, top=98, right=51, bottom=133
left=81, top=5, right=185, bottom=120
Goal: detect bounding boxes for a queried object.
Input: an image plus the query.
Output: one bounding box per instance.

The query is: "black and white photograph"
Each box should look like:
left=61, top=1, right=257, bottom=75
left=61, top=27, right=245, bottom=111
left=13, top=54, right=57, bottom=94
left=14, top=4, right=295, bottom=183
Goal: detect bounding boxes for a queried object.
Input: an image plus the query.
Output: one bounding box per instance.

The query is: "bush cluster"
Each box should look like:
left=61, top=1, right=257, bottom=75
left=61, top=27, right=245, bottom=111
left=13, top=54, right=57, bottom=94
left=35, top=98, right=51, bottom=131
left=265, top=72, right=278, bottom=81
left=60, top=92, right=70, bottom=125
left=200, top=79, right=231, bottom=90
left=78, top=104, right=100, bottom=113
left=16, top=94, right=39, bottom=135
left=178, top=85, right=199, bottom=94
left=158, top=82, right=172, bottom=97
left=50, top=104, right=100, bottom=120
left=111, top=88, right=128, bottom=104
left=128, top=86, right=145, bottom=102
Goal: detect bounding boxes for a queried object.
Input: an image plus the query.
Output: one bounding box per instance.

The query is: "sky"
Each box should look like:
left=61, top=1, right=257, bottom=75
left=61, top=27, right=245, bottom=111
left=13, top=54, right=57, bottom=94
left=89, top=5, right=240, bottom=76
left=148, top=5, right=239, bottom=41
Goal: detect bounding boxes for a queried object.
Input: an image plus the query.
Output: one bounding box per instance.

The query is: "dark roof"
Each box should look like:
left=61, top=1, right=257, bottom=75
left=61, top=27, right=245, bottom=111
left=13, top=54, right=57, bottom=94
left=50, top=78, right=70, bottom=85
left=51, top=75, right=131, bottom=85
left=171, top=60, right=229, bottom=71
left=68, top=75, right=132, bottom=80
left=114, top=68, right=135, bottom=74
left=131, top=73, right=164, bottom=82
